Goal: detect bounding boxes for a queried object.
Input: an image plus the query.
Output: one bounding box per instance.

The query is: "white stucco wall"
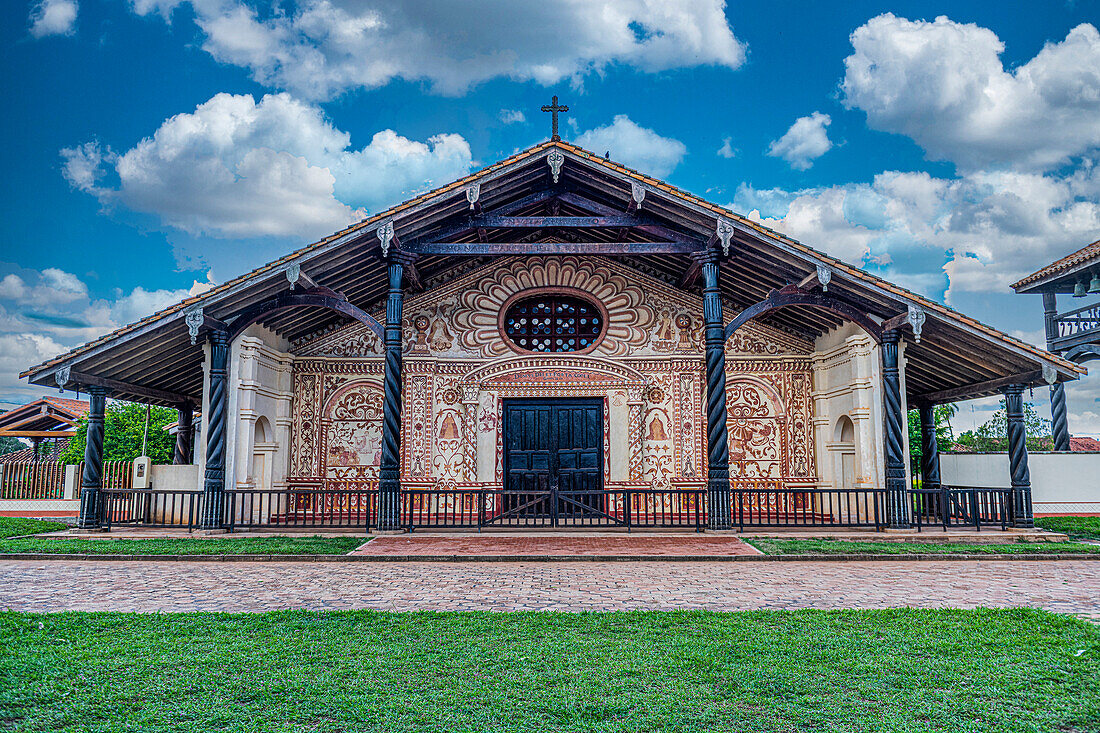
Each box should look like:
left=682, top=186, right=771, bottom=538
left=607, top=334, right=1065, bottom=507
left=225, top=325, right=293, bottom=494
left=941, top=452, right=1100, bottom=514
left=811, top=324, right=889, bottom=490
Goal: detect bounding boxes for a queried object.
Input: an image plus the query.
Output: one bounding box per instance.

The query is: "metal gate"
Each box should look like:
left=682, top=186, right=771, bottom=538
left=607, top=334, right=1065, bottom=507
left=495, top=398, right=620, bottom=526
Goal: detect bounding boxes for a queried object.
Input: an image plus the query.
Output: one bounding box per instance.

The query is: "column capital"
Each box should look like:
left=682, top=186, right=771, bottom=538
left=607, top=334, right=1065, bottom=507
left=206, top=328, right=229, bottom=347
left=387, top=250, right=418, bottom=267
left=881, top=328, right=902, bottom=345
left=691, top=248, right=721, bottom=266
left=1000, top=383, right=1027, bottom=398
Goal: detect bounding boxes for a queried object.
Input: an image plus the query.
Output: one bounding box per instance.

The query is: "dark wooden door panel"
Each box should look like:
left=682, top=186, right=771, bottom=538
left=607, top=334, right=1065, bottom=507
left=502, top=399, right=606, bottom=525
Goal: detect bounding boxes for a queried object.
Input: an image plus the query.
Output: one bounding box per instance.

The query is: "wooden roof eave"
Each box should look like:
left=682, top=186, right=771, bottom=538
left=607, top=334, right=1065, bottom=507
left=551, top=144, right=1085, bottom=380
left=21, top=138, right=1084, bottom=403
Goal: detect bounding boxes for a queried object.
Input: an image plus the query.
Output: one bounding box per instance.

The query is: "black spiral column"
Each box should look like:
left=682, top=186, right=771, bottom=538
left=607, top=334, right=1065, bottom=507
left=700, top=252, right=731, bottom=530
left=77, top=386, right=108, bottom=529
left=377, top=259, right=405, bottom=531
left=1002, top=384, right=1034, bottom=528
left=1050, top=383, right=1070, bottom=451
left=917, top=401, right=941, bottom=492
left=1043, top=292, right=1071, bottom=451
left=881, top=330, right=910, bottom=528
left=200, top=329, right=230, bottom=529
left=174, top=403, right=194, bottom=465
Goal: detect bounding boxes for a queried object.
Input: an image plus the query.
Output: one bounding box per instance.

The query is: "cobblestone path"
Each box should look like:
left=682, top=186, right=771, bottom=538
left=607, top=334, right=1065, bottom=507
left=1, top=559, right=1097, bottom=618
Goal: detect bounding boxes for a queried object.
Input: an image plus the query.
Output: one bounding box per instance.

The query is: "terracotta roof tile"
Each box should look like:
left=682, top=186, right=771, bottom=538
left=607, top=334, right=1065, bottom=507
left=1012, top=238, right=1100, bottom=290
left=42, top=396, right=90, bottom=417
left=1071, top=436, right=1100, bottom=452
left=21, top=139, right=1085, bottom=380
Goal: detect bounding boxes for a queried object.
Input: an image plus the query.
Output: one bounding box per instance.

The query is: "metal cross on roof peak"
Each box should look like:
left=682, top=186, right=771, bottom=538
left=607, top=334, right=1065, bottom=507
left=541, top=95, right=569, bottom=141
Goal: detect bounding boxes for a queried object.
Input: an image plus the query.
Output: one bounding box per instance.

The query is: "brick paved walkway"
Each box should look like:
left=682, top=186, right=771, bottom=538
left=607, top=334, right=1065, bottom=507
left=353, top=534, right=763, bottom=557
left=1, top=559, right=1097, bottom=618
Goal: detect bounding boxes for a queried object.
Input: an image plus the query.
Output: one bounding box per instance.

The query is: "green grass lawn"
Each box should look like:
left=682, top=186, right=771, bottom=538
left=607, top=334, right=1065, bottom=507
left=0, top=535, right=367, bottom=555
left=1, top=609, right=1097, bottom=732
left=0, top=515, right=367, bottom=555
left=1036, top=516, right=1100, bottom=540
left=0, top=516, right=67, bottom=539
left=747, top=538, right=1100, bottom=555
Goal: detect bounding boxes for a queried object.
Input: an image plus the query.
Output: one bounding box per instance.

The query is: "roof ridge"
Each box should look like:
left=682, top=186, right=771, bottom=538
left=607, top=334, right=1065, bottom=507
left=21, top=138, right=1085, bottom=380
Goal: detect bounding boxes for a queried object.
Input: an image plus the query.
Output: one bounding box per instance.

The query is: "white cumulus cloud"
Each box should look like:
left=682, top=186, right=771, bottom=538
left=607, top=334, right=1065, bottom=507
left=129, top=0, right=746, bottom=101
left=576, top=115, right=687, bottom=177
left=842, top=14, right=1100, bottom=171
left=61, top=92, right=474, bottom=240
left=767, top=112, right=832, bottom=170
left=29, top=0, right=78, bottom=38
left=734, top=166, right=1100, bottom=301
left=0, top=265, right=215, bottom=401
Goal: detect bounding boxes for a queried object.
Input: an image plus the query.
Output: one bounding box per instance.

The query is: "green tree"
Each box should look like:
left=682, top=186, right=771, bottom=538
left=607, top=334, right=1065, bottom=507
left=60, top=401, right=179, bottom=464
left=0, top=435, right=25, bottom=456
left=955, top=400, right=1053, bottom=452
left=907, top=403, right=958, bottom=458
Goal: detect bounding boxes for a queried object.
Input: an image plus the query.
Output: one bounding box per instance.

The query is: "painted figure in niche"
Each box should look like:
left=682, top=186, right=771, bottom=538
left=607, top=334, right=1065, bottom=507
left=652, top=310, right=676, bottom=352
left=646, top=412, right=668, bottom=441
left=428, top=312, right=454, bottom=351
left=439, top=413, right=460, bottom=440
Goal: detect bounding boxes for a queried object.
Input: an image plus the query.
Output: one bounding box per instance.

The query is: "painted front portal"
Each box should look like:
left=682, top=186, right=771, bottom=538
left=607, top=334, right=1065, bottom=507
left=288, top=256, right=817, bottom=496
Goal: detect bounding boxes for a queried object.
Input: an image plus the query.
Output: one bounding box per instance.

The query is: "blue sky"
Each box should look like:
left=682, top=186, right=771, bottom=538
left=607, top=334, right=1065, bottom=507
left=2, top=0, right=1100, bottom=436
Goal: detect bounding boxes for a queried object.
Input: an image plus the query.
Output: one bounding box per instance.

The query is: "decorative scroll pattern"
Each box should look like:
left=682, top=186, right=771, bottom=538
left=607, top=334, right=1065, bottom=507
left=291, top=373, right=321, bottom=476
left=726, top=381, right=783, bottom=479
left=679, top=373, right=698, bottom=477
left=432, top=377, right=464, bottom=481
left=407, top=376, right=430, bottom=477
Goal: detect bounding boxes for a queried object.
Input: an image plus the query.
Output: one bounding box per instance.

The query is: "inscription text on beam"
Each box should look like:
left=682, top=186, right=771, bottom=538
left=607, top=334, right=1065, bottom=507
left=406, top=241, right=704, bottom=255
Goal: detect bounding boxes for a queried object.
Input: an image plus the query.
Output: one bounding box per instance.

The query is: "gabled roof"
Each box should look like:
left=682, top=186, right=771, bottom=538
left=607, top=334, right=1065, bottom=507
left=1013, top=238, right=1100, bottom=293
left=0, top=396, right=89, bottom=437
left=21, top=139, right=1084, bottom=406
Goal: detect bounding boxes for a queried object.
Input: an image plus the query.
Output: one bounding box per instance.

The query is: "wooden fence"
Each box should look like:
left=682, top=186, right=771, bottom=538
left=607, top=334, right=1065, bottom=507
left=0, top=459, right=133, bottom=500
left=0, top=460, right=66, bottom=499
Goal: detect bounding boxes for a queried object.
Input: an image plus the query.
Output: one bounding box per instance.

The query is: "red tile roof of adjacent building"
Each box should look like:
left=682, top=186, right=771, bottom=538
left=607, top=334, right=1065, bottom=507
left=1012, top=238, right=1100, bottom=290
left=40, top=396, right=90, bottom=418
left=1071, top=436, right=1100, bottom=452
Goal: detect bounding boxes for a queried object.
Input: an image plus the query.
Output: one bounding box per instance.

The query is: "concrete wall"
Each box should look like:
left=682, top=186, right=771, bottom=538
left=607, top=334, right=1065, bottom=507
left=941, top=452, right=1100, bottom=515
left=149, top=463, right=201, bottom=492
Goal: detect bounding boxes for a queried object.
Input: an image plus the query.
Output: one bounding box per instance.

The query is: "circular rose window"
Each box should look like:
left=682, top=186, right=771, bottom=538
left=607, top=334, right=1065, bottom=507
left=501, top=291, right=606, bottom=353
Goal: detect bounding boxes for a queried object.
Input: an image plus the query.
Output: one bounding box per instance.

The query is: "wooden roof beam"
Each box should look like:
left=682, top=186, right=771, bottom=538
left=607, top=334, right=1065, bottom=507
left=0, top=430, right=74, bottom=438
left=62, top=370, right=199, bottom=406
left=916, top=370, right=1045, bottom=404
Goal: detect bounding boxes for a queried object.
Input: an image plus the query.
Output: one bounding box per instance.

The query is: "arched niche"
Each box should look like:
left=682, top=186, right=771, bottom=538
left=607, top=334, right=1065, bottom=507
left=320, top=378, right=384, bottom=482
left=725, top=377, right=786, bottom=480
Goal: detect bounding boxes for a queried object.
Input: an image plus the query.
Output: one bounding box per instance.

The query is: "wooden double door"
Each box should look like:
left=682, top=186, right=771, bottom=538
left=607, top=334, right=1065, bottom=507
left=500, top=398, right=612, bottom=525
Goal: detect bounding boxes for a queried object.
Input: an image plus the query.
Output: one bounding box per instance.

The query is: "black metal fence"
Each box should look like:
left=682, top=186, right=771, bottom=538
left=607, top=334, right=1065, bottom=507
left=224, top=487, right=377, bottom=530
left=911, top=485, right=1013, bottom=531
left=400, top=487, right=707, bottom=531
left=87, top=484, right=1016, bottom=532
left=99, top=488, right=203, bottom=531
left=733, top=487, right=885, bottom=530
